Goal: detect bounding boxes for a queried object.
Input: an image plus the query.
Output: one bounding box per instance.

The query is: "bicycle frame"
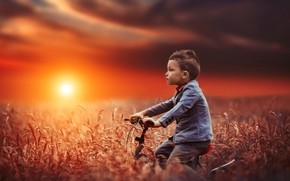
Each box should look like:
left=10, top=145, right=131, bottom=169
left=124, top=118, right=152, bottom=159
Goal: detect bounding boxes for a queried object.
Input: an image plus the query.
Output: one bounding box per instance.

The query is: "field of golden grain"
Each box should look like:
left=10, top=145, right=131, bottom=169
left=0, top=95, right=290, bottom=181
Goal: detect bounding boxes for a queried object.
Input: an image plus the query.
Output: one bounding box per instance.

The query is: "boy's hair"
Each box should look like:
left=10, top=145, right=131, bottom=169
left=169, top=49, right=200, bottom=80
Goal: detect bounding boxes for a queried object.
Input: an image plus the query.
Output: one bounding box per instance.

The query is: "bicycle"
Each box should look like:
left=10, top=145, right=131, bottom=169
left=124, top=117, right=235, bottom=179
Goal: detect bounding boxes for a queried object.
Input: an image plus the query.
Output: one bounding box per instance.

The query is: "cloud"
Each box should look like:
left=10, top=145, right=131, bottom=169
left=66, top=0, right=290, bottom=50
left=222, top=34, right=289, bottom=52
left=0, top=0, right=35, bottom=18
left=1, top=0, right=290, bottom=76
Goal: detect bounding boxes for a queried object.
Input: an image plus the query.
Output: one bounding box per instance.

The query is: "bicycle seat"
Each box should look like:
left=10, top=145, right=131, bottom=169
left=200, top=144, right=213, bottom=155
left=188, top=144, right=213, bottom=170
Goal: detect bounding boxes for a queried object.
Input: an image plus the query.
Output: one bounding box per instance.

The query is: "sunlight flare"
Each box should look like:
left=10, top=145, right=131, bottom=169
left=60, top=83, right=73, bottom=96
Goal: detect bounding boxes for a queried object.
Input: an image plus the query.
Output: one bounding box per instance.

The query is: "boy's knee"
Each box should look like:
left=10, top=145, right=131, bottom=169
left=156, top=154, right=167, bottom=162
left=154, top=147, right=166, bottom=157
left=166, top=156, right=180, bottom=167
left=156, top=154, right=168, bottom=170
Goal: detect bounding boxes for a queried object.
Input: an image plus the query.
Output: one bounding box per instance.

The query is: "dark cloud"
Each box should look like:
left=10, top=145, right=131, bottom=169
left=0, top=0, right=35, bottom=17
left=0, top=32, right=28, bottom=44
left=68, top=1, right=290, bottom=44
left=66, top=0, right=290, bottom=76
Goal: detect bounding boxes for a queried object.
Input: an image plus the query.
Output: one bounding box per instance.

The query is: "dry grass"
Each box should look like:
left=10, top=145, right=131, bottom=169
left=0, top=95, right=289, bottom=181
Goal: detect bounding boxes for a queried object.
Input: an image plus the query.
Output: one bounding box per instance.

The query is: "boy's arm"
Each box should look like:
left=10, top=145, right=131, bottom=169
left=146, top=97, right=174, bottom=117
left=130, top=97, right=174, bottom=122
left=157, top=86, right=199, bottom=127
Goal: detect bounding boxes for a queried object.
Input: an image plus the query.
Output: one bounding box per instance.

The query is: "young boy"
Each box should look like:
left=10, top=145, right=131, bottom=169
left=130, top=49, right=213, bottom=181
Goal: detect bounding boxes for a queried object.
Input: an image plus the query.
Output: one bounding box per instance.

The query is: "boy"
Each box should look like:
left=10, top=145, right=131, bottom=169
left=130, top=49, right=213, bottom=181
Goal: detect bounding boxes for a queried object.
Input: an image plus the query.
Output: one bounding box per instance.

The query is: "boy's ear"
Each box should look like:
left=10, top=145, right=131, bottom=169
left=182, top=71, right=189, bottom=78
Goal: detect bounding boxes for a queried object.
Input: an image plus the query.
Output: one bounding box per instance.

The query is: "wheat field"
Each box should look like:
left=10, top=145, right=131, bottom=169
left=0, top=95, right=289, bottom=181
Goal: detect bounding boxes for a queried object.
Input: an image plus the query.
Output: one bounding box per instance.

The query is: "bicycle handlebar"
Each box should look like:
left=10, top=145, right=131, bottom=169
left=124, top=117, right=154, bottom=127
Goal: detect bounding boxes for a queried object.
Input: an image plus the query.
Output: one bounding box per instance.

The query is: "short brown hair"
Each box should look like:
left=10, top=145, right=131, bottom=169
left=169, top=50, right=200, bottom=80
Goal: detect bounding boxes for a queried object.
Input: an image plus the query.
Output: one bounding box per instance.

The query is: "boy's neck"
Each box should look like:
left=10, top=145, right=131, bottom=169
left=176, top=81, right=190, bottom=92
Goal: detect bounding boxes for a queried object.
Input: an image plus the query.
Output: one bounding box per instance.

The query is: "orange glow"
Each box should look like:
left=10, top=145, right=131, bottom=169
left=60, top=83, right=73, bottom=97
left=1, top=58, right=289, bottom=103
left=198, top=75, right=290, bottom=98
left=47, top=72, right=84, bottom=103
left=0, top=59, right=27, bottom=68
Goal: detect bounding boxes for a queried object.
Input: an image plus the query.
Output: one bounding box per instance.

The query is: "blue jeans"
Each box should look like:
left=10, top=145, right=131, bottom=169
left=155, top=138, right=210, bottom=181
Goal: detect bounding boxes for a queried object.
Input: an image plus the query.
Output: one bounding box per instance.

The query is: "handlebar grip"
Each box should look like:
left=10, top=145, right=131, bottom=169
left=145, top=120, right=154, bottom=127
left=125, top=117, right=153, bottom=126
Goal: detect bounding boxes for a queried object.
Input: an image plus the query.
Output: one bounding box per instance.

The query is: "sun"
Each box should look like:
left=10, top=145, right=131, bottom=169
left=60, top=83, right=73, bottom=96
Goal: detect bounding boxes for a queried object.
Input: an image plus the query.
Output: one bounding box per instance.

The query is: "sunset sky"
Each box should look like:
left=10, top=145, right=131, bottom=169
left=0, top=0, right=290, bottom=102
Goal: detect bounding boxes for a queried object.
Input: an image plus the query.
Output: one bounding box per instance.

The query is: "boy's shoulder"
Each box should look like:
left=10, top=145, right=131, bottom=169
left=185, top=80, right=199, bottom=88
left=181, top=80, right=202, bottom=93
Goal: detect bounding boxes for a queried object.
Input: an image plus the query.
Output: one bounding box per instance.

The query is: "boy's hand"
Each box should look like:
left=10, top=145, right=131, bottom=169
left=129, top=113, right=144, bottom=123
left=143, top=117, right=155, bottom=127
left=129, top=110, right=161, bottom=128
left=143, top=117, right=162, bottom=128
left=129, top=110, right=147, bottom=124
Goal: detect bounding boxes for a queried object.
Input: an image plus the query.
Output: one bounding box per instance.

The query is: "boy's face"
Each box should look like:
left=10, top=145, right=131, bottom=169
left=165, top=60, right=188, bottom=86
